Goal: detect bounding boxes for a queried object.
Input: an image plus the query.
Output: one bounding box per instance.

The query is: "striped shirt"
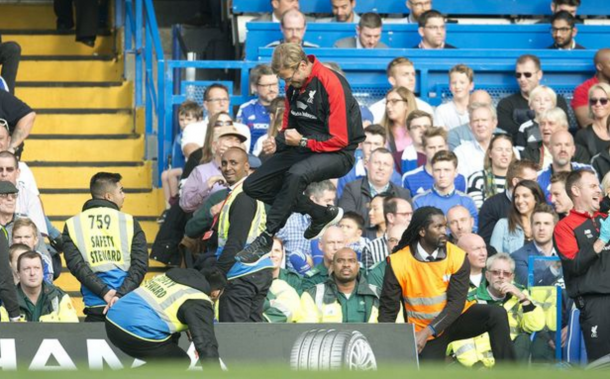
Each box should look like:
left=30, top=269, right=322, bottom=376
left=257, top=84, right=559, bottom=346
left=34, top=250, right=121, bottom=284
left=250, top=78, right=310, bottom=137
left=466, top=170, right=506, bottom=209
left=361, top=235, right=388, bottom=271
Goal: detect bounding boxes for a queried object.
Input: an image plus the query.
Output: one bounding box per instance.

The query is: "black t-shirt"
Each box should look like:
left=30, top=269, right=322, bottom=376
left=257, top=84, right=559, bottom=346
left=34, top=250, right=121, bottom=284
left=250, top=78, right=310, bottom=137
left=575, top=126, right=610, bottom=158
left=0, top=90, right=32, bottom=134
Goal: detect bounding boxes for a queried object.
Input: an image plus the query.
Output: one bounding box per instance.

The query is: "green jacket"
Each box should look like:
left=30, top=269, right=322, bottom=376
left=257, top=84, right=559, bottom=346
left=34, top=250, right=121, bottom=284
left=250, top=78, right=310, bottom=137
left=1, top=282, right=79, bottom=322
left=301, top=263, right=329, bottom=292
left=279, top=268, right=303, bottom=295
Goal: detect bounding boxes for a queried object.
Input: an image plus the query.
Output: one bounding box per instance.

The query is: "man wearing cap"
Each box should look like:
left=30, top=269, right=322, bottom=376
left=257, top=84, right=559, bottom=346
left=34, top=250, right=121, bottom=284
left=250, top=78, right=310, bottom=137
left=0, top=181, right=20, bottom=321
left=180, top=124, right=248, bottom=213
left=63, top=172, right=148, bottom=322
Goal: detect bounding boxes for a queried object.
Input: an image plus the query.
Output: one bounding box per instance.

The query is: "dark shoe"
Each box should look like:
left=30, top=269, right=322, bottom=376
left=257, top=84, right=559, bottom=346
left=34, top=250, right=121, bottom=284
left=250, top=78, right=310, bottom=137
left=157, top=209, right=169, bottom=224
left=304, top=206, right=344, bottom=240
left=50, top=235, right=64, bottom=254
left=234, top=232, right=273, bottom=264
left=76, top=37, right=96, bottom=47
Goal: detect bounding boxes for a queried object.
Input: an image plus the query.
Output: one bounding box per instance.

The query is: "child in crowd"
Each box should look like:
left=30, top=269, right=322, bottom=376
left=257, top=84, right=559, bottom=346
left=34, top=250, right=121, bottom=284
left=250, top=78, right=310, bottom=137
left=338, top=211, right=370, bottom=263
left=434, top=64, right=474, bottom=130
left=400, top=110, right=433, bottom=174
left=515, top=85, right=557, bottom=151
left=159, top=100, right=202, bottom=221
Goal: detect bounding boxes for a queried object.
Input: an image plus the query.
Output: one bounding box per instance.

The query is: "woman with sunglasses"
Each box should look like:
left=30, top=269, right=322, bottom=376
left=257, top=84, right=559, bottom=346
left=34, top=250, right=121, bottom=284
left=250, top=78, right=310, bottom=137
left=381, top=86, right=418, bottom=173
left=490, top=180, right=546, bottom=255
left=575, top=83, right=610, bottom=158
left=467, top=134, right=516, bottom=209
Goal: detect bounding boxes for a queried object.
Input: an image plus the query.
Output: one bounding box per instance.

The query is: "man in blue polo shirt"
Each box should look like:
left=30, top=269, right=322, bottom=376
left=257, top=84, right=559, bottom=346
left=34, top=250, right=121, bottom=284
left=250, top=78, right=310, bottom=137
left=402, top=127, right=466, bottom=197
left=412, top=150, right=478, bottom=227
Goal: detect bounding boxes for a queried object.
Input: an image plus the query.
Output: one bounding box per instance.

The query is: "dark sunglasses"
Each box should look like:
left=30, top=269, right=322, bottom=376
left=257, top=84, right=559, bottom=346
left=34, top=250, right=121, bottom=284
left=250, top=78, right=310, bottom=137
left=514, top=72, right=534, bottom=79
left=589, top=97, right=609, bottom=106
left=214, top=120, right=233, bottom=127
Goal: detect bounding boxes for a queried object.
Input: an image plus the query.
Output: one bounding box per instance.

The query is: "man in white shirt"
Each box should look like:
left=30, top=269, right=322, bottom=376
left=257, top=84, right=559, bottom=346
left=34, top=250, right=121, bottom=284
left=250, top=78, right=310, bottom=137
left=454, top=103, right=497, bottom=179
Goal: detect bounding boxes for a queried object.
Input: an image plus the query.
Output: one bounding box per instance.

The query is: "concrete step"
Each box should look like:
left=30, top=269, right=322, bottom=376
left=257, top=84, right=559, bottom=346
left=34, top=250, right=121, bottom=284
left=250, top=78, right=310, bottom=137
left=18, top=58, right=123, bottom=82
left=32, top=113, right=134, bottom=135
left=30, top=162, right=152, bottom=190
left=15, top=82, right=133, bottom=109
left=7, top=33, right=114, bottom=56
left=22, top=134, right=144, bottom=162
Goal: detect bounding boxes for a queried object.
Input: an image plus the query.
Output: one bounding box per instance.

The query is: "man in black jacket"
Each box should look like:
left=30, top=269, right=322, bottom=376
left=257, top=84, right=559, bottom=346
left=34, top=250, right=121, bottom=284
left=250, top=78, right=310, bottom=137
left=236, top=42, right=364, bottom=264
left=0, top=182, right=20, bottom=321
left=0, top=34, right=20, bottom=94
left=63, top=172, right=148, bottom=322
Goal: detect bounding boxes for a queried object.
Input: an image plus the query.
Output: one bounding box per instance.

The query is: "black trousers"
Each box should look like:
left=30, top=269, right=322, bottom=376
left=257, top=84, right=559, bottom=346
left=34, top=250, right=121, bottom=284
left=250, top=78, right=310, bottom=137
left=105, top=320, right=190, bottom=365
left=420, top=304, right=516, bottom=363
left=218, top=270, right=272, bottom=322
left=84, top=307, right=106, bottom=322
left=578, top=294, right=610, bottom=361
left=53, top=0, right=99, bottom=40
left=0, top=42, right=20, bottom=94
left=243, top=147, right=354, bottom=234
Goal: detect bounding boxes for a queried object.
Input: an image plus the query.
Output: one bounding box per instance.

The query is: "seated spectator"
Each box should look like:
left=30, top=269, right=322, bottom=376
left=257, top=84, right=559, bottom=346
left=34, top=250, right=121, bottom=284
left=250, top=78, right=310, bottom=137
left=538, top=130, right=593, bottom=201
left=381, top=87, right=418, bottom=159
left=467, top=134, right=515, bottom=209
left=448, top=253, right=545, bottom=367
left=367, top=194, right=388, bottom=240
left=237, top=64, right=279, bottom=152
left=0, top=90, right=36, bottom=159
left=539, top=0, right=581, bottom=23
left=264, top=238, right=302, bottom=322
left=515, top=85, right=557, bottom=150
left=403, top=127, right=467, bottom=196
left=364, top=221, right=409, bottom=288
left=339, top=148, right=411, bottom=239
left=8, top=243, right=29, bottom=284
left=549, top=171, right=573, bottom=218
left=276, top=180, right=335, bottom=273
left=456, top=233, right=488, bottom=289
left=400, top=110, right=432, bottom=174
left=415, top=10, right=456, bottom=49
left=522, top=107, right=590, bottom=169
left=434, top=64, right=474, bottom=130
left=361, top=196, right=412, bottom=270
left=181, top=84, right=250, bottom=159
left=412, top=150, right=478, bottom=225
left=302, top=226, right=345, bottom=291
left=370, top=57, right=434, bottom=123
left=496, top=54, right=570, bottom=141
left=252, top=97, right=285, bottom=160
left=575, top=83, right=610, bottom=158
left=299, top=248, right=379, bottom=323
left=447, top=205, right=474, bottom=244
left=253, top=0, right=299, bottom=22
left=478, top=160, right=539, bottom=247
left=512, top=204, right=562, bottom=287
left=180, top=121, right=248, bottom=213
left=490, top=180, right=545, bottom=254
left=334, top=12, right=388, bottom=49
left=318, top=0, right=359, bottom=23
left=338, top=211, right=369, bottom=262
left=571, top=48, right=610, bottom=128
left=336, top=124, right=402, bottom=198
left=266, top=10, right=319, bottom=48
left=12, top=218, right=54, bottom=283
left=0, top=251, right=78, bottom=322
left=387, top=0, right=433, bottom=24
left=0, top=37, right=21, bottom=94
left=454, top=103, right=499, bottom=179
left=548, top=10, right=585, bottom=50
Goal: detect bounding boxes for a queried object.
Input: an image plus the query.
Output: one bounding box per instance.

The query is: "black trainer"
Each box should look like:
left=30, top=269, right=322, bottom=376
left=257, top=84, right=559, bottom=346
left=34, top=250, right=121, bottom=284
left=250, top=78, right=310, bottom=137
left=304, top=206, right=344, bottom=240
left=234, top=232, right=274, bottom=264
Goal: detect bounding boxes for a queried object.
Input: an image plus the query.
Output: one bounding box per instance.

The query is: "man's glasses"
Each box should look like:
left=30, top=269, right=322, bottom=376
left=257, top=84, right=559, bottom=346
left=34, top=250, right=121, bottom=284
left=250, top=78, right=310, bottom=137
left=281, top=61, right=304, bottom=83
left=515, top=72, right=536, bottom=79
left=206, top=98, right=229, bottom=104
left=589, top=97, right=609, bottom=106
left=551, top=27, right=572, bottom=34
left=0, top=167, right=15, bottom=173
left=488, top=269, right=513, bottom=277
left=257, top=82, right=279, bottom=89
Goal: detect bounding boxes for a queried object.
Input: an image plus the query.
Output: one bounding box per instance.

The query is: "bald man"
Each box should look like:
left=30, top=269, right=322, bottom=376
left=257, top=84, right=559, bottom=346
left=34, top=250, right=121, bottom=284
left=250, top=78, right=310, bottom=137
left=254, top=0, right=300, bottom=22
left=537, top=130, right=593, bottom=201
left=571, top=48, right=610, bottom=128
left=457, top=233, right=488, bottom=289
left=266, top=9, right=319, bottom=48
left=447, top=205, right=474, bottom=244
left=301, top=226, right=346, bottom=291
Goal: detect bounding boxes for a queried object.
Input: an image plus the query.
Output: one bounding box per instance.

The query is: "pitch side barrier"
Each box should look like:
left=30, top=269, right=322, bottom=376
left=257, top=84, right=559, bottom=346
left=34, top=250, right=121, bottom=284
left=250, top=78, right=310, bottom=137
left=232, top=0, right=610, bottom=17
left=245, top=23, right=609, bottom=60
left=0, top=323, right=416, bottom=371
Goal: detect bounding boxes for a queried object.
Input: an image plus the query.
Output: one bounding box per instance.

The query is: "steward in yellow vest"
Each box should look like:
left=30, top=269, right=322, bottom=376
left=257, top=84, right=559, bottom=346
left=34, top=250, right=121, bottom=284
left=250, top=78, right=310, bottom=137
left=105, top=267, right=226, bottom=368
left=63, top=173, right=148, bottom=322
left=378, top=206, right=516, bottom=363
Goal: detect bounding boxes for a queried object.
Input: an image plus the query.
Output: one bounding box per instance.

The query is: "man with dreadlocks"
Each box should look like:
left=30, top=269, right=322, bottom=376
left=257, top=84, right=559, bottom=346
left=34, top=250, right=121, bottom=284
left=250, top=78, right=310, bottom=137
left=378, top=206, right=516, bottom=363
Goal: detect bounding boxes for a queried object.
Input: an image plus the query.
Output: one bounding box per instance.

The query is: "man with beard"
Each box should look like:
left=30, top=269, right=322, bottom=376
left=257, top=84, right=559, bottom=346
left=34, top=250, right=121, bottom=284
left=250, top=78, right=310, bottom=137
left=378, top=206, right=516, bottom=363
left=299, top=248, right=379, bottom=322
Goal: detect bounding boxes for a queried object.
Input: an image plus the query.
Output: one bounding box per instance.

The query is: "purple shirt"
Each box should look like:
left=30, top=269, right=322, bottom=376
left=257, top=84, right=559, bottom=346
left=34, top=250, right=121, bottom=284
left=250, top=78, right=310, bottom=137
left=179, top=161, right=225, bottom=213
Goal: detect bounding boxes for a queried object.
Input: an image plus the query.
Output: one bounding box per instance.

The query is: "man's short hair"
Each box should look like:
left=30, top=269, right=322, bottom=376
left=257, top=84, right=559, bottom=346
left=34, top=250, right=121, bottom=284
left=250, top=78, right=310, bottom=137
left=178, top=100, right=203, bottom=119
left=406, top=110, right=433, bottom=131
left=550, top=171, right=571, bottom=186
left=516, top=54, right=542, bottom=71
left=204, top=83, right=229, bottom=101
left=249, top=64, right=275, bottom=90
left=342, top=211, right=365, bottom=232
left=431, top=150, right=457, bottom=168
left=369, top=147, right=393, bottom=161
left=449, top=64, right=474, bottom=83
left=553, top=0, right=580, bottom=6
left=359, top=12, right=382, bottom=29
left=0, top=151, right=18, bottom=168
left=531, top=203, right=559, bottom=225
left=9, top=243, right=30, bottom=262
left=506, top=160, right=539, bottom=190
left=364, top=123, right=387, bottom=142
left=421, top=126, right=447, bottom=148
left=417, top=9, right=443, bottom=28
left=485, top=252, right=515, bottom=273
left=17, top=251, right=42, bottom=272
left=386, top=57, right=414, bottom=78
left=551, top=10, right=577, bottom=27
left=271, top=43, right=308, bottom=74
left=383, top=196, right=410, bottom=225
left=12, top=217, right=38, bottom=236
left=468, top=101, right=497, bottom=120
left=539, top=107, right=569, bottom=129
left=565, top=168, right=597, bottom=201
left=304, top=180, right=336, bottom=198
left=90, top=172, right=122, bottom=199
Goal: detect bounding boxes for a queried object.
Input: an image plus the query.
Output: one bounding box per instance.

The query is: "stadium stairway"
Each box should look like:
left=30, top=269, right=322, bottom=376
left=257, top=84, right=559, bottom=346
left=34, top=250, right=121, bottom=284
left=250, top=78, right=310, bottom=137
left=1, top=2, right=166, bottom=317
